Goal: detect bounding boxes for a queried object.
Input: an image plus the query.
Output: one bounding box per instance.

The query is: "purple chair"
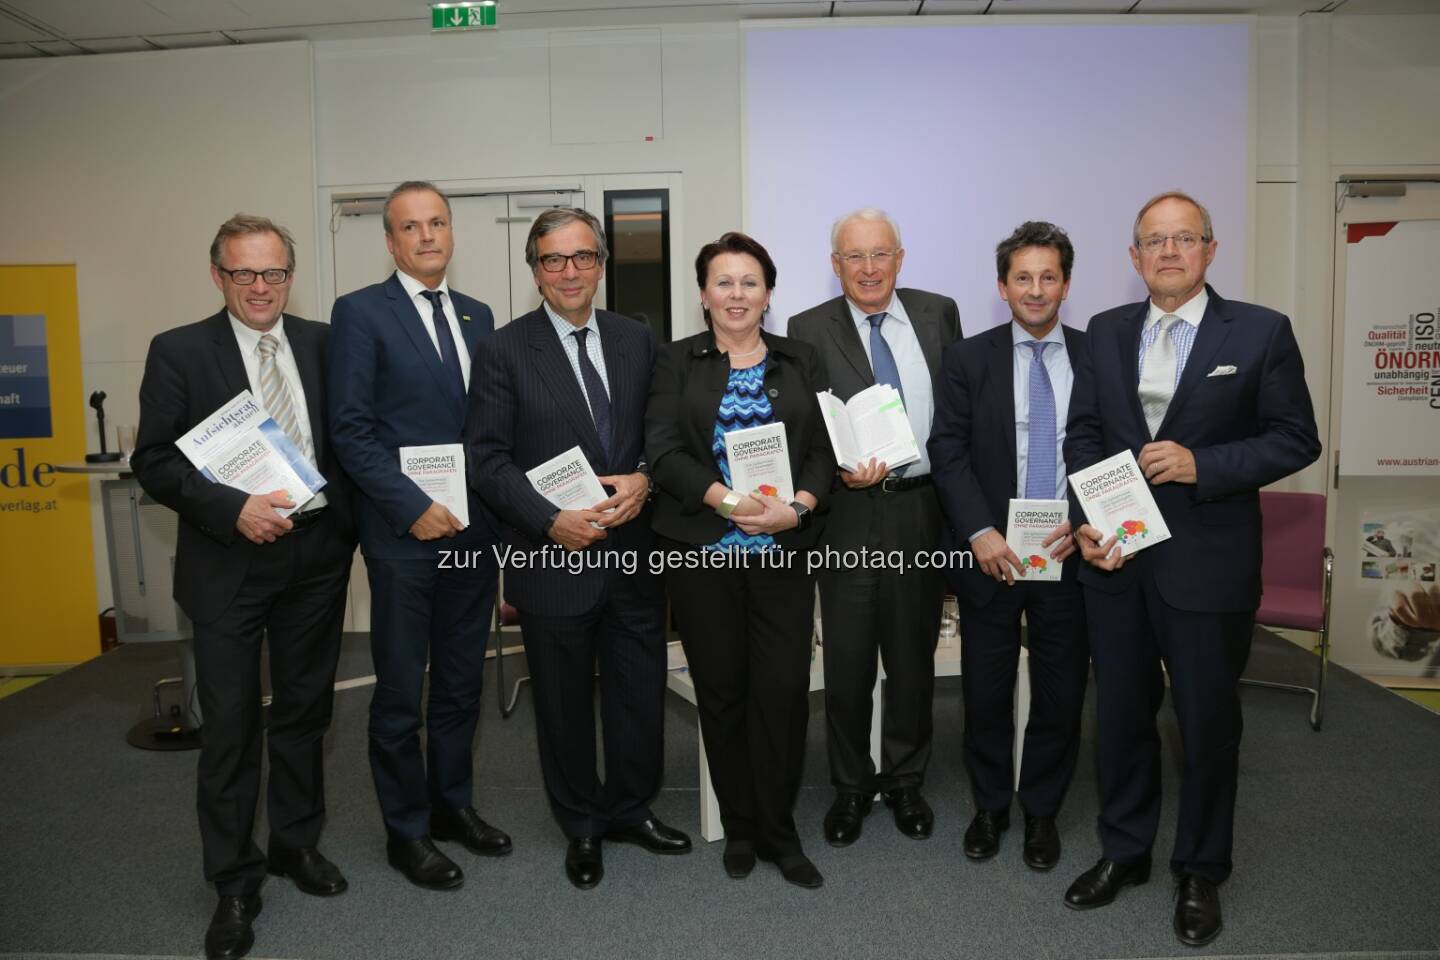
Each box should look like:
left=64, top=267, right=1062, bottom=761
left=1243, top=491, right=1333, bottom=731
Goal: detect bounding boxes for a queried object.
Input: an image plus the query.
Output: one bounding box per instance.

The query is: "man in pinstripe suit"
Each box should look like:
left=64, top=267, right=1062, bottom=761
left=466, top=207, right=690, bottom=890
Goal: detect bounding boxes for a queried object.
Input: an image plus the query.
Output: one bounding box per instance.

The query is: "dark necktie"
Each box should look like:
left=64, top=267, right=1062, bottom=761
left=420, top=289, right=466, bottom=399
left=1024, top=341, right=1057, bottom=499
left=571, top=327, right=612, bottom=459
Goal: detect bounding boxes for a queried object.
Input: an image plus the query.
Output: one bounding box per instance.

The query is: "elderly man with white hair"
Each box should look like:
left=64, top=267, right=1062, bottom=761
left=788, top=208, right=962, bottom=847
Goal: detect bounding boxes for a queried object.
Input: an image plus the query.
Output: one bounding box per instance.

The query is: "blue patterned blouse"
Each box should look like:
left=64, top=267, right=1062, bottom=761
left=709, top=357, right=775, bottom=553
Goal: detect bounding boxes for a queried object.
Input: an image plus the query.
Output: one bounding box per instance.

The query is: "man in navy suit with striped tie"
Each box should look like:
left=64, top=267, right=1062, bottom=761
left=329, top=181, right=510, bottom=892
left=467, top=207, right=688, bottom=890
left=1062, top=192, right=1320, bottom=946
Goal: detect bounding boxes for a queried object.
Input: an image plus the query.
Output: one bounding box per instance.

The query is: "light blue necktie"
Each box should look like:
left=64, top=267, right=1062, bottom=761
left=1024, top=340, right=1056, bottom=500
left=868, top=313, right=908, bottom=476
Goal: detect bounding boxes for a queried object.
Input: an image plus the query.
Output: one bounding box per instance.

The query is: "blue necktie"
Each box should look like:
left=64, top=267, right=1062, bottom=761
left=868, top=313, right=908, bottom=477
left=866, top=313, right=906, bottom=403
left=1024, top=340, right=1057, bottom=500
left=572, top=327, right=612, bottom=460
left=420, top=290, right=466, bottom=399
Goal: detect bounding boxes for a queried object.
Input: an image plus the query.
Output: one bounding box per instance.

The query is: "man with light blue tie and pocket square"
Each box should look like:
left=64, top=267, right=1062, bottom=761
left=1062, top=191, right=1320, bottom=947
left=928, top=221, right=1091, bottom=874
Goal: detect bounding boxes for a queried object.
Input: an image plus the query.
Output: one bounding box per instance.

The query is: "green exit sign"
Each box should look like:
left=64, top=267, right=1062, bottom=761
left=431, top=3, right=497, bottom=31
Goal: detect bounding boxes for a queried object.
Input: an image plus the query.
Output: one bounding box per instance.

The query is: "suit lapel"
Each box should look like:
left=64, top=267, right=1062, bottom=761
left=1120, top=304, right=1148, bottom=434
left=385, top=273, right=458, bottom=402
left=205, top=311, right=250, bottom=400
left=824, top=298, right=875, bottom=387
left=1159, top=288, right=1232, bottom=435
left=989, top=324, right=1018, bottom=481
left=287, top=318, right=327, bottom=465
left=527, top=310, right=606, bottom=465
left=898, top=289, right=944, bottom=380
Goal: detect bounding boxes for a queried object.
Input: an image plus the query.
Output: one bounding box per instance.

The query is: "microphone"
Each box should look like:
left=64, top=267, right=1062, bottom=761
left=85, top=390, right=122, bottom=463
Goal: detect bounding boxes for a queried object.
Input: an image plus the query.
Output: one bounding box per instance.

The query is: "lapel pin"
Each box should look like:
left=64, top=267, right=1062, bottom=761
left=462, top=314, right=472, bottom=323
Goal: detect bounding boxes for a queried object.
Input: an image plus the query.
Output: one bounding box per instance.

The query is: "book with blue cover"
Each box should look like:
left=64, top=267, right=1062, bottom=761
left=177, top=390, right=325, bottom=516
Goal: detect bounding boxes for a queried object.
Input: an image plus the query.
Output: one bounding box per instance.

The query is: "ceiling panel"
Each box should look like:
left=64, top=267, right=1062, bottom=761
left=149, top=31, right=237, bottom=48
left=0, top=10, right=51, bottom=41
left=2, top=0, right=180, bottom=35
left=24, top=38, right=90, bottom=54
left=916, top=1, right=988, bottom=12
left=984, top=0, right=1136, bottom=12
left=833, top=0, right=923, bottom=12
left=73, top=35, right=160, bottom=52
left=0, top=40, right=39, bottom=56
left=1133, top=0, right=1326, bottom=9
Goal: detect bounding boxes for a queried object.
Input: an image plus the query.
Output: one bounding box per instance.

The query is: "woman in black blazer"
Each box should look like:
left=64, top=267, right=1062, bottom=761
left=645, top=232, right=835, bottom=888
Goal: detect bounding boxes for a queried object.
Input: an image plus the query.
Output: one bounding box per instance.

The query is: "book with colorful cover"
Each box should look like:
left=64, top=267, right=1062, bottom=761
left=1004, top=498, right=1068, bottom=581
left=1067, top=450, right=1172, bottom=557
left=723, top=422, right=794, bottom=502
left=177, top=390, right=324, bottom=517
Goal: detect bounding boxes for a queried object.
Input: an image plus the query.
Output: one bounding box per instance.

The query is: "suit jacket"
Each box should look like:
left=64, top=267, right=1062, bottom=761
left=328, top=272, right=497, bottom=560
left=131, top=310, right=356, bottom=625
left=786, top=288, right=962, bottom=553
left=645, top=330, right=835, bottom=550
left=928, top=321, right=1088, bottom=606
left=466, top=307, right=662, bottom=617
left=1063, top=285, right=1321, bottom=613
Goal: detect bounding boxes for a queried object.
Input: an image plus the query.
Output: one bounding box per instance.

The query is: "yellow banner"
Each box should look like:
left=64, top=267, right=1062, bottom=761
left=0, top=265, right=98, bottom=667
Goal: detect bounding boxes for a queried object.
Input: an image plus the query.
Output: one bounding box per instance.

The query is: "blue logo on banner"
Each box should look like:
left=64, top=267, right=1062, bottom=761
left=0, top=315, right=52, bottom=439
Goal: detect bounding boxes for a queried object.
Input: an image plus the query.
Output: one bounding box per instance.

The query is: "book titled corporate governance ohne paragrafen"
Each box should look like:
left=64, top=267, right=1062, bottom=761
left=1067, top=450, right=1171, bottom=558
left=177, top=390, right=325, bottom=517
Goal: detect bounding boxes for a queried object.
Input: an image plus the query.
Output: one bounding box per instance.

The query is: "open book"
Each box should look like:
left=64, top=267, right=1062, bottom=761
left=816, top=384, right=920, bottom=473
left=177, top=390, right=325, bottom=517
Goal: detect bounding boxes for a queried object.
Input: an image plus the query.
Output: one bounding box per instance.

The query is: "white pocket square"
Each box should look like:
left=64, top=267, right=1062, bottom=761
left=1207, top=365, right=1237, bottom=377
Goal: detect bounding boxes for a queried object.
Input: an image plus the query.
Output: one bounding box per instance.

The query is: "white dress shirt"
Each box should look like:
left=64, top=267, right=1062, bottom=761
left=228, top=314, right=327, bottom=510
left=846, top=294, right=935, bottom=475
left=395, top=269, right=471, bottom=392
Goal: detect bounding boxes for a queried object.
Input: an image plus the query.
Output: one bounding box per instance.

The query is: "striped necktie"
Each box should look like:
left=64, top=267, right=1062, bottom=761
left=257, top=334, right=309, bottom=459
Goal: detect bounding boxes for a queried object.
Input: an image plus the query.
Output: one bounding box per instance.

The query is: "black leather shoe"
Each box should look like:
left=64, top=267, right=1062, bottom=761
left=386, top=835, right=464, bottom=890
left=962, top=809, right=1010, bottom=860
left=723, top=840, right=756, bottom=879
left=823, top=793, right=873, bottom=847
left=882, top=787, right=934, bottom=840
left=1063, top=856, right=1151, bottom=910
left=267, top=846, right=348, bottom=896
left=431, top=806, right=513, bottom=857
left=204, top=894, right=260, bottom=960
left=1022, top=814, right=1060, bottom=871
left=606, top=817, right=692, bottom=854
left=770, top=853, right=823, bottom=889
left=1174, top=875, right=1223, bottom=946
left=566, top=837, right=604, bottom=890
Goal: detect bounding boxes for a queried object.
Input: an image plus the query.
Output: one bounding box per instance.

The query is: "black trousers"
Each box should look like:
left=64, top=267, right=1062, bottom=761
left=665, top=547, right=814, bottom=859
left=1086, top=563, right=1253, bottom=884
left=958, top=578, right=1088, bottom=817
left=365, top=551, right=497, bottom=840
left=193, top=518, right=350, bottom=896
left=518, top=571, right=667, bottom=839
left=818, top=485, right=946, bottom=794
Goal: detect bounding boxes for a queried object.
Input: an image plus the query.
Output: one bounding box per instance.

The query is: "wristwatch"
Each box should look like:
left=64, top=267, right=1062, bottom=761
left=716, top=491, right=743, bottom=519
left=789, top=500, right=812, bottom=532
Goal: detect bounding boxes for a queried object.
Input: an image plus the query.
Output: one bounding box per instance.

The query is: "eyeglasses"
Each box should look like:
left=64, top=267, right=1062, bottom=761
left=217, top=266, right=292, bottom=285
left=537, top=250, right=600, bottom=273
left=835, top=250, right=898, bottom=268
left=1136, top=233, right=1209, bottom=254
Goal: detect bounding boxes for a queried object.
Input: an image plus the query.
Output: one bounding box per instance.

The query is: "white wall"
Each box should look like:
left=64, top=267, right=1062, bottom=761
left=0, top=42, right=317, bottom=617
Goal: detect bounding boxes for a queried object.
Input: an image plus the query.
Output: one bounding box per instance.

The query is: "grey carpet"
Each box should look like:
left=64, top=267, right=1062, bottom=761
left=1, top=631, right=1437, bottom=960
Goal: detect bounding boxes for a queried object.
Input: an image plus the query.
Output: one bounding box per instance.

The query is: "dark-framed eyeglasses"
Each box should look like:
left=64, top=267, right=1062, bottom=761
left=835, top=250, right=898, bottom=268
left=1136, top=233, right=1208, bottom=254
left=217, top=266, right=292, bottom=285
left=537, top=250, right=600, bottom=273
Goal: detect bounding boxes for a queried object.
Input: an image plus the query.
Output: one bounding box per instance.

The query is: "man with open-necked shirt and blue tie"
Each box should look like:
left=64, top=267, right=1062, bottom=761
left=788, top=208, right=962, bottom=849
left=328, top=181, right=511, bottom=894
left=928, top=221, right=1091, bottom=875
left=1062, top=191, right=1320, bottom=947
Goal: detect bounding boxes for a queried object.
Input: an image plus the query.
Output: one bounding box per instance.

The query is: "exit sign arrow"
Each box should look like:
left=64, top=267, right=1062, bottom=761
left=431, top=3, right=497, bottom=31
